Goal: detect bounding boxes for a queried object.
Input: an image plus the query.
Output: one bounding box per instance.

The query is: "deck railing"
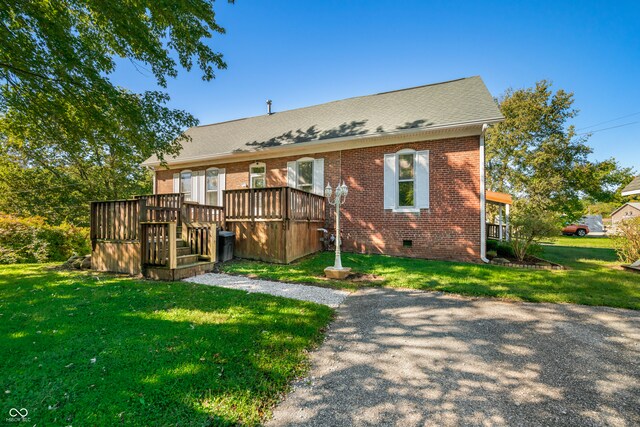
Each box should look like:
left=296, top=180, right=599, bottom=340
left=90, top=199, right=143, bottom=242
left=140, top=222, right=177, bottom=268
left=183, top=223, right=217, bottom=261
left=91, top=187, right=325, bottom=271
left=135, top=193, right=182, bottom=209
left=224, top=187, right=325, bottom=222
left=288, top=187, right=325, bottom=221
left=183, top=202, right=224, bottom=224
left=487, top=223, right=508, bottom=240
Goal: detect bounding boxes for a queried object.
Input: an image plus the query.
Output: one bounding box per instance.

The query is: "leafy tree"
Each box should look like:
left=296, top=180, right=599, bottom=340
left=0, top=0, right=231, bottom=224
left=486, top=80, right=634, bottom=221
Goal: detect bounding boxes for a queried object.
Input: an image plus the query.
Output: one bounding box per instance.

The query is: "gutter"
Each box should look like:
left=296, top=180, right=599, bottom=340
left=480, top=123, right=490, bottom=263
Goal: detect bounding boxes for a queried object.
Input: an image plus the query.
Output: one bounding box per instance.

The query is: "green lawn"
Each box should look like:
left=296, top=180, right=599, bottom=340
left=0, top=264, right=332, bottom=426
left=541, top=235, right=617, bottom=249
left=222, top=242, right=640, bottom=310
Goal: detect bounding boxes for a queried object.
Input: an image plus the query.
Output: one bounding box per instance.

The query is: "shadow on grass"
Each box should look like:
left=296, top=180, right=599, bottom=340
left=0, top=265, right=332, bottom=426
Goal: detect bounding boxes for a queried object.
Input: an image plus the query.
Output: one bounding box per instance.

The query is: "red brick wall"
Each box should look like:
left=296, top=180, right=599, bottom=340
left=155, top=135, right=481, bottom=261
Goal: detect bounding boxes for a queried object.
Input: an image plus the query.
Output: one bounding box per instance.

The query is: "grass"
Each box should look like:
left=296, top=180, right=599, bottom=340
left=0, top=264, right=333, bottom=426
left=541, top=235, right=617, bottom=249
left=221, top=239, right=640, bottom=310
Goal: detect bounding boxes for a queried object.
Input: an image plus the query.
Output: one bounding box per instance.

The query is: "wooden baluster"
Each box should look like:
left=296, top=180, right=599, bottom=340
left=209, top=223, right=218, bottom=262
left=168, top=222, right=177, bottom=269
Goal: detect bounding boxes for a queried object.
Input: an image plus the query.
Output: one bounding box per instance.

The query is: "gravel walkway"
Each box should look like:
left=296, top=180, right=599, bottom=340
left=268, top=287, right=640, bottom=427
left=184, top=273, right=349, bottom=307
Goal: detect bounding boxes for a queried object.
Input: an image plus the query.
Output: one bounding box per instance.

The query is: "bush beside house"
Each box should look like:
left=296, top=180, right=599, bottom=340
left=0, top=214, right=89, bottom=264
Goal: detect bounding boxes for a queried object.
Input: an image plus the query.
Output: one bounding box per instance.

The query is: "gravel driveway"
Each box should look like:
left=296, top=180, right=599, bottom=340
left=184, top=273, right=349, bottom=307
left=268, top=288, right=640, bottom=426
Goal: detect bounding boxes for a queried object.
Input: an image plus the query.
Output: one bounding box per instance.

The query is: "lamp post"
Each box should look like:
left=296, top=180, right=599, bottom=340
left=324, top=181, right=351, bottom=279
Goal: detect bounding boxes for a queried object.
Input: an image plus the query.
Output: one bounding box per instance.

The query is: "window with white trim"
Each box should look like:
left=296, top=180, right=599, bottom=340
left=397, top=152, right=415, bottom=207
left=205, top=168, right=219, bottom=205
left=180, top=170, right=192, bottom=201
left=297, top=159, right=314, bottom=193
left=250, top=162, right=266, bottom=189
left=287, top=157, right=324, bottom=195
left=384, top=149, right=429, bottom=212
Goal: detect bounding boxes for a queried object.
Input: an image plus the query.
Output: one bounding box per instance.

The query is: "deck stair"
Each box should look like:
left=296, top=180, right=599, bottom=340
left=144, top=237, right=215, bottom=281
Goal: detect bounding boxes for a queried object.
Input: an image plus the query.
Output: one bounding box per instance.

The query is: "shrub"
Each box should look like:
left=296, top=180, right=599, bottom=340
left=486, top=239, right=499, bottom=252
left=509, top=202, right=559, bottom=262
left=613, top=217, right=640, bottom=264
left=496, top=241, right=515, bottom=258
left=0, top=214, right=90, bottom=264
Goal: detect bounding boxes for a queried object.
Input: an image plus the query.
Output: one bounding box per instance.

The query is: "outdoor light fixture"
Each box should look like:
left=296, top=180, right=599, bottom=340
left=324, top=181, right=351, bottom=279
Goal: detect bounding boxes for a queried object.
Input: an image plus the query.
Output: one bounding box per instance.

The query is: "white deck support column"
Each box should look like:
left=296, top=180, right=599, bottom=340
left=505, top=203, right=510, bottom=241
left=498, top=205, right=504, bottom=241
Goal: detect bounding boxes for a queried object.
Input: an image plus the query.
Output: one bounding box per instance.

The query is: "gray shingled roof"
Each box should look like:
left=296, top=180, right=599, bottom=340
left=621, top=176, right=640, bottom=195
left=143, top=76, right=502, bottom=165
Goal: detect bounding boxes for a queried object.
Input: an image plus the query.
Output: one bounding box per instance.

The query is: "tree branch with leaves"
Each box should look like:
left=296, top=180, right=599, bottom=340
left=0, top=0, right=233, bottom=224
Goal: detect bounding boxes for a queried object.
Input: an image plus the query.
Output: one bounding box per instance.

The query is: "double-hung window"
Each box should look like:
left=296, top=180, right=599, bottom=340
left=384, top=149, right=429, bottom=212
left=205, top=168, right=219, bottom=205
left=180, top=170, right=192, bottom=201
left=287, top=157, right=324, bottom=195
left=397, top=153, right=415, bottom=207
left=297, top=159, right=314, bottom=193
left=250, top=162, right=266, bottom=188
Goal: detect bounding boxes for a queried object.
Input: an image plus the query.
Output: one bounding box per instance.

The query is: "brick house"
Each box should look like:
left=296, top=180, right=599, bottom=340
left=611, top=203, right=640, bottom=227
left=142, top=76, right=503, bottom=262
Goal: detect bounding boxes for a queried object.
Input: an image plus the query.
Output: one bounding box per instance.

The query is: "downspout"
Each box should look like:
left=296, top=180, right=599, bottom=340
left=480, top=124, right=490, bottom=263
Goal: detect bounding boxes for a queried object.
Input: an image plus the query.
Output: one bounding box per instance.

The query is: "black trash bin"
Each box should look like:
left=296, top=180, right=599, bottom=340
left=217, top=231, right=235, bottom=262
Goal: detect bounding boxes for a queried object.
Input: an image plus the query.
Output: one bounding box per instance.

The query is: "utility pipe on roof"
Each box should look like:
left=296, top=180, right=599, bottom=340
left=480, top=123, right=490, bottom=263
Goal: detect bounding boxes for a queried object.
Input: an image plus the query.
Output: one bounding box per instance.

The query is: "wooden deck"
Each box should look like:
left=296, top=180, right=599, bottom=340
left=225, top=187, right=326, bottom=263
left=90, top=187, right=326, bottom=279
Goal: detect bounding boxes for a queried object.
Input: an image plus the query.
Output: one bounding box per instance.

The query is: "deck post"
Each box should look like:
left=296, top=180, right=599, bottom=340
left=505, top=204, right=510, bottom=241
left=498, top=205, right=504, bottom=241
left=168, top=222, right=177, bottom=269
left=137, top=199, right=147, bottom=273
left=209, top=223, right=218, bottom=263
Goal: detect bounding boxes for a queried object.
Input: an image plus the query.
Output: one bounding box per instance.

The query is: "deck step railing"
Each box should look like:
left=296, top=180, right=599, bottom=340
left=183, top=223, right=218, bottom=261
left=140, top=222, right=177, bottom=268
left=184, top=202, right=224, bottom=224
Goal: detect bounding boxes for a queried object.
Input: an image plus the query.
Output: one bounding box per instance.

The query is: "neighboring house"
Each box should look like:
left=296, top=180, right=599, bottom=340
left=142, top=76, right=503, bottom=262
left=611, top=203, right=640, bottom=227
left=621, top=175, right=640, bottom=197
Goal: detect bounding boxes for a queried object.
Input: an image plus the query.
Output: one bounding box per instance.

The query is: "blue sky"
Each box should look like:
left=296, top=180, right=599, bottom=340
left=113, top=0, right=640, bottom=171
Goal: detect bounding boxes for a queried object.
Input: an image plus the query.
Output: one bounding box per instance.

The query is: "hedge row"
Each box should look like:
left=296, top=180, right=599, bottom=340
left=0, top=214, right=90, bottom=264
